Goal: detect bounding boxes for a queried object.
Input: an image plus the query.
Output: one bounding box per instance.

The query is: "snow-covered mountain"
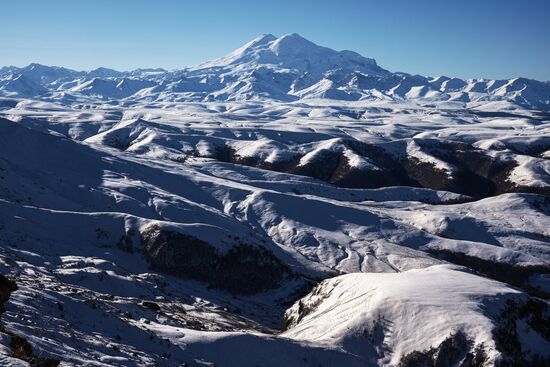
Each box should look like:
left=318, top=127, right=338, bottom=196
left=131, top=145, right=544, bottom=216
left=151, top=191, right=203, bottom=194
left=1, top=33, right=550, bottom=109
left=0, top=74, right=48, bottom=97
left=0, top=34, right=549, bottom=366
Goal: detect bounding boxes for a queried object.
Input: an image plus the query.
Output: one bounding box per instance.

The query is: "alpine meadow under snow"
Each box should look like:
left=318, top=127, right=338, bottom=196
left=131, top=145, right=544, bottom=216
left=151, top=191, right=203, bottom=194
left=0, top=33, right=549, bottom=366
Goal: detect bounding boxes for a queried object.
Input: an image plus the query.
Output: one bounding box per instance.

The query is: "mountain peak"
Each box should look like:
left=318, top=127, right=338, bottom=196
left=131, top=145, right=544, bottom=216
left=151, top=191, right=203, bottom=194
left=190, top=33, right=385, bottom=77
left=25, top=63, right=48, bottom=71
left=253, top=33, right=277, bottom=43
left=278, top=33, right=308, bottom=41
left=90, top=67, right=120, bottom=73
left=0, top=73, right=48, bottom=97
left=269, top=33, right=319, bottom=55
left=87, top=67, right=123, bottom=78
left=238, top=34, right=277, bottom=52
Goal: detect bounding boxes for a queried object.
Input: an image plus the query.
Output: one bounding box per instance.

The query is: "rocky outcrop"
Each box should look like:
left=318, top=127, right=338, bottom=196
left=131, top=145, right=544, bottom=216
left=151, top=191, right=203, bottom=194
left=204, top=138, right=545, bottom=199
left=398, top=331, right=488, bottom=367
left=0, top=274, right=60, bottom=367
left=493, top=298, right=550, bottom=366
left=140, top=226, right=292, bottom=295
left=0, top=274, right=16, bottom=314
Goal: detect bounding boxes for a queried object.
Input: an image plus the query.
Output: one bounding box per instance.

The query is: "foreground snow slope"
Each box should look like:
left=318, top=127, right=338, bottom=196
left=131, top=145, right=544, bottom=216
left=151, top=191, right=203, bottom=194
left=284, top=265, right=550, bottom=366
left=0, top=100, right=549, bottom=365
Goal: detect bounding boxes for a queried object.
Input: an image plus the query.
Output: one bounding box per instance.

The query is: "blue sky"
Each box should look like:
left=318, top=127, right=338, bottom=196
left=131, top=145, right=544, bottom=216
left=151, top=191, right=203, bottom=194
left=1, top=0, right=549, bottom=80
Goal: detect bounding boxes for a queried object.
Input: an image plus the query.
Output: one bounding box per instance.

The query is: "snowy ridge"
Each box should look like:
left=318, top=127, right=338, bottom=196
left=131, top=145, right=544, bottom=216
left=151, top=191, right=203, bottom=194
left=283, top=265, right=548, bottom=365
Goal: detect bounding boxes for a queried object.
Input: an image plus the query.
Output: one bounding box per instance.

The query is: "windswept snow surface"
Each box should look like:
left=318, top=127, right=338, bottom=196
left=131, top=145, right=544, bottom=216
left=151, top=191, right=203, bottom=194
left=0, top=34, right=549, bottom=366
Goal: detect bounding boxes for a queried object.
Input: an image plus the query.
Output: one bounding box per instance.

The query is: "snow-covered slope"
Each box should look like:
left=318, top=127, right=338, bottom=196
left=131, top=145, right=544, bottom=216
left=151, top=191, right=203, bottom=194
left=0, top=74, right=48, bottom=97
left=0, top=34, right=549, bottom=367
left=0, top=96, right=548, bottom=365
left=284, top=264, right=550, bottom=366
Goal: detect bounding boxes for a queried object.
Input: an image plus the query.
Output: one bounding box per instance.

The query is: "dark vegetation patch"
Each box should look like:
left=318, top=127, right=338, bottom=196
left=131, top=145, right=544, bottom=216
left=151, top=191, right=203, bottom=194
left=493, top=298, right=550, bottom=366
left=282, top=284, right=330, bottom=330
left=140, top=226, right=292, bottom=295
left=117, top=228, right=136, bottom=253
left=427, top=249, right=550, bottom=299
left=398, top=330, right=488, bottom=367
left=0, top=274, right=60, bottom=367
left=9, top=334, right=60, bottom=367
left=0, top=274, right=17, bottom=313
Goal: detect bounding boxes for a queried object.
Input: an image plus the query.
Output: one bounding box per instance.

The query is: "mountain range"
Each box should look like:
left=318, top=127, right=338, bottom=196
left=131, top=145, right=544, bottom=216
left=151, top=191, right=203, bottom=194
left=1, top=33, right=549, bottom=110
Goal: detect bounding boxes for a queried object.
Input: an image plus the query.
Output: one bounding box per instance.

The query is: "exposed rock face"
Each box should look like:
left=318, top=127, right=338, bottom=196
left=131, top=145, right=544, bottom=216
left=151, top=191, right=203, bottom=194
left=493, top=298, right=550, bottom=366
left=140, top=226, right=292, bottom=295
left=281, top=266, right=550, bottom=367
left=206, top=138, right=545, bottom=199
left=0, top=274, right=17, bottom=313
left=282, top=284, right=329, bottom=331
left=398, top=331, right=488, bottom=367
left=0, top=274, right=60, bottom=367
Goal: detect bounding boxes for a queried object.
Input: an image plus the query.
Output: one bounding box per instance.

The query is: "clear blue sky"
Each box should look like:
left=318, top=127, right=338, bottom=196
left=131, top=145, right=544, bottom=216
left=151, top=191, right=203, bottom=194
left=1, top=0, right=549, bottom=80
